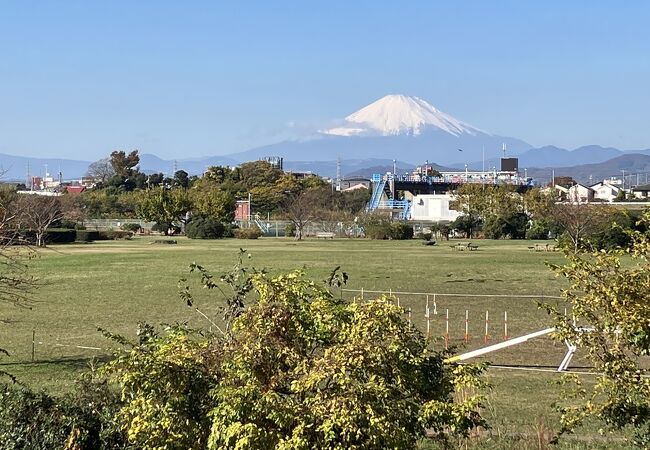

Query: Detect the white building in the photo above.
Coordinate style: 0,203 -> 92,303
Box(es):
566,184 -> 594,203
632,184 -> 650,199
410,194 -> 461,222
590,181 -> 622,202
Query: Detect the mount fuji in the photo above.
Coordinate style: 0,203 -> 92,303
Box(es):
227,95 -> 532,166
322,94 -> 485,138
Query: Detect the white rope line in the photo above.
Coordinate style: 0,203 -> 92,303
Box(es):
482,365 -> 650,378
341,288 -> 563,300
53,334 -> 101,341
36,341 -> 104,351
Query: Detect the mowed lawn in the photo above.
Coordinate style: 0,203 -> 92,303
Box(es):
0,236 -> 627,447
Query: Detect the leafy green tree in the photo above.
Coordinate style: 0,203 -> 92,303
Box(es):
451,214 -> 482,239
552,203 -> 612,252
614,189 -> 627,202
110,150 -> 140,177
238,161 -> 283,190
451,184 -> 526,239
204,165 -> 233,184
190,186 -> 236,223
173,170 -> 190,189
136,187 -> 191,232
483,211 -> 529,239
146,172 -> 165,187
546,209 -> 650,447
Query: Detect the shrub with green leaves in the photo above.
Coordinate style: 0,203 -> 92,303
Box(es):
388,221 -> 414,239
233,227 -> 262,239
206,270 -> 486,449
120,222 -> 142,233
102,326 -> 215,450
185,217 -> 225,239
0,376 -> 125,450
284,222 -> 296,237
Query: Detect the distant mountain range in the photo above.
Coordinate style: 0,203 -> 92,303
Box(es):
2,94 -> 648,185
525,153 -> 650,186
458,145 -> 650,171
1,153 -> 239,183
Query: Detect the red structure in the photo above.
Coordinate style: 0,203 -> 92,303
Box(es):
65,185 -> 87,194
235,200 -> 250,221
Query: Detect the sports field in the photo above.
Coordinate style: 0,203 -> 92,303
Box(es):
0,237 -> 628,448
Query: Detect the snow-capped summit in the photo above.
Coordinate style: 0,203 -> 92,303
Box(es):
323,94 -> 485,137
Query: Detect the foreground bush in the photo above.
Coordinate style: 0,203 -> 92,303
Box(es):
0,376 -> 125,449
185,217 -> 225,239
0,263 -> 486,449
97,264 -> 487,449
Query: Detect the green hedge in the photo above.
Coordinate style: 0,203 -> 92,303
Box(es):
234,228 -> 262,239
98,230 -> 132,240
75,230 -> 133,242
18,228 -> 77,244
44,228 -> 77,243
363,219 -> 413,240
75,230 -> 98,242
120,223 -> 142,233
186,217 -> 225,239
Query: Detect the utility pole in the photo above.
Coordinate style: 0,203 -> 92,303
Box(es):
391,159 -> 396,200
336,156 -> 341,192
621,169 -> 626,191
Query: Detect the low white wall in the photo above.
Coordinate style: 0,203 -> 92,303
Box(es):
410,194 -> 461,222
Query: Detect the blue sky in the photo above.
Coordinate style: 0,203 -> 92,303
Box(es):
1,1 -> 649,160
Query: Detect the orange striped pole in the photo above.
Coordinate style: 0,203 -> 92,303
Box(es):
445,309 -> 449,349
464,310 -> 469,343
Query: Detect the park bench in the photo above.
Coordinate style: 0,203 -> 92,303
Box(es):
468,244 -> 479,251
315,232 -> 335,239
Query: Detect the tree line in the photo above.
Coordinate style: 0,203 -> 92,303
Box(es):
448,183 -> 646,251
81,150 -> 371,238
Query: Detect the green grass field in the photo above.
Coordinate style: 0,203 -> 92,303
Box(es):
0,236 -> 632,448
